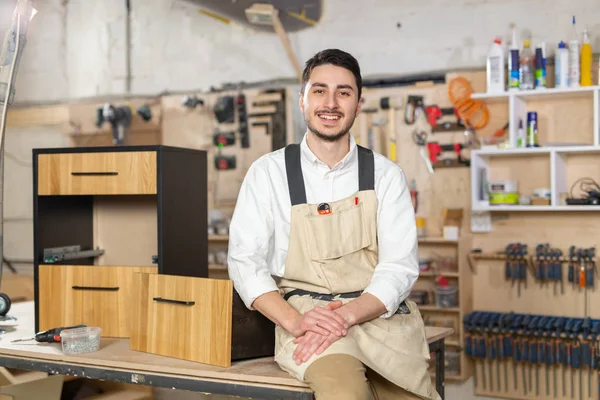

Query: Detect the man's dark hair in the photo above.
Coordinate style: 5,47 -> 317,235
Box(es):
300,49 -> 362,99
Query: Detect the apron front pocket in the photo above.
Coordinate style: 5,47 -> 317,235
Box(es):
304,203 -> 371,261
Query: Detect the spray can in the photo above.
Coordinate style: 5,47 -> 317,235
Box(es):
526,112 -> 539,147
555,41 -> 569,88
535,46 -> 546,89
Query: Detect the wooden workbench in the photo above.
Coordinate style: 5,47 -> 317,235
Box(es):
0,302 -> 453,399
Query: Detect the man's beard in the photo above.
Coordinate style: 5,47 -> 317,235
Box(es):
305,110 -> 356,143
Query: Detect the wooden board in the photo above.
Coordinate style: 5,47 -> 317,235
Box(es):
93,196 -> 158,267
36,151 -> 157,196
130,273 -> 234,368
38,265 -> 158,337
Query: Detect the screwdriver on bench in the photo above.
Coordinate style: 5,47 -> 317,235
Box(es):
12,324 -> 86,343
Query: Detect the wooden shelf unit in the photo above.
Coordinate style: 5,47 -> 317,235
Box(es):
415,235 -> 473,381
470,85 -> 600,212
32,145 -> 208,335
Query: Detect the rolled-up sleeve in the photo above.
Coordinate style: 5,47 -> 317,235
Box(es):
227,161 -> 280,309
363,165 -> 419,318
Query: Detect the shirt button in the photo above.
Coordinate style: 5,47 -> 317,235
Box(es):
324,175 -> 329,180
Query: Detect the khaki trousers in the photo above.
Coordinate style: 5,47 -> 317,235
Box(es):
304,354 -> 425,400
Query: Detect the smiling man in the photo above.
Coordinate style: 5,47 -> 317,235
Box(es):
227,49 -> 440,400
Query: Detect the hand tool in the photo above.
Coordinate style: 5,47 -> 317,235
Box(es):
476,312 -> 489,390
482,312 -> 500,392
519,244 -> 528,295
519,315 -> 531,394
379,96 -> 403,162
585,247 -> 596,290
578,248 -> 586,289
581,317 -> 591,398
536,316 -> 549,397
505,243 -> 513,282
569,318 -> 583,399
463,313 -> 477,388
11,324 -> 86,343
527,316 -> 540,395
512,314 -> 523,392
569,245 -> 576,287
543,317 -> 557,398
412,130 -> 434,174
555,248 -> 564,295
424,105 -> 461,131
499,312 -> 513,392
589,321 -> 600,399
404,95 -> 424,125
535,244 -> 546,284
426,142 -> 470,168
554,317 -> 568,397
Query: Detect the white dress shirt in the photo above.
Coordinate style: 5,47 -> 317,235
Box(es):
227,133 -> 419,318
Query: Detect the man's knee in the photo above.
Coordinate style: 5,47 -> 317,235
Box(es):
304,354 -> 372,400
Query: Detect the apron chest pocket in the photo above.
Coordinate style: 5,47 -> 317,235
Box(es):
304,203 -> 371,261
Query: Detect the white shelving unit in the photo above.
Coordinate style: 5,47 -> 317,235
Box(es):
470,85 -> 600,212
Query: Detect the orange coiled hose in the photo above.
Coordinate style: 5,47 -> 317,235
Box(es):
447,77 -> 489,130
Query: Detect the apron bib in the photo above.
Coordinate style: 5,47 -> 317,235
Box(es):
273,144 -> 440,400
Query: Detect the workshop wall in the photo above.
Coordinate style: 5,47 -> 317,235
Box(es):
3,0 -> 600,104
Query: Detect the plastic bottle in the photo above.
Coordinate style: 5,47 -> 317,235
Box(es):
555,41 -> 569,88
516,119 -> 525,148
568,16 -> 580,88
580,29 -> 593,86
519,40 -> 534,90
486,38 -> 505,93
507,24 -> 520,91
535,46 -> 546,89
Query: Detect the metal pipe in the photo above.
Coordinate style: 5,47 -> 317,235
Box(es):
0,0 -> 36,285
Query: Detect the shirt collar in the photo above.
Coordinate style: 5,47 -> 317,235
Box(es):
300,132 -> 358,170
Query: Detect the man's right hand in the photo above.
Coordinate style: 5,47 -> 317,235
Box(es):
289,300 -> 348,338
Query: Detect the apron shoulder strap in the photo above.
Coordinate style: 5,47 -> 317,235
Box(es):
357,145 -> 375,191
284,144 -> 307,206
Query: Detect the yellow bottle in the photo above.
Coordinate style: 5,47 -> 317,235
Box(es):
580,29 -> 593,86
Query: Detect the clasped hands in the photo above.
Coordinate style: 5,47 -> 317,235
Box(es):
289,300 -> 349,365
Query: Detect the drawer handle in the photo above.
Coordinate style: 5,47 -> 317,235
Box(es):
153,297 -> 195,306
71,172 -> 119,176
72,286 -> 119,291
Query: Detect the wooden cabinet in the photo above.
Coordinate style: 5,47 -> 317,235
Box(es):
33,145 -> 208,337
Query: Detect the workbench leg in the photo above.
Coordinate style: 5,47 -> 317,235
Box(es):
433,340 -> 445,399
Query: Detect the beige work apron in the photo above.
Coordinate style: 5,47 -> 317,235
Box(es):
273,144 -> 440,400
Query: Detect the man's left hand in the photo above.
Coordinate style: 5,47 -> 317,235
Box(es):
292,330 -> 341,365
291,301 -> 346,365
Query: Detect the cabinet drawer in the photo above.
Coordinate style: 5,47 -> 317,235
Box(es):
130,273 -> 233,367
38,265 -> 158,337
37,151 -> 157,195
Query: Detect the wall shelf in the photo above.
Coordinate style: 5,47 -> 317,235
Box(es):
470,85 -> 600,212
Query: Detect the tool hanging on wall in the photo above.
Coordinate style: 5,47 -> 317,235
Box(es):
95,103 -> 152,145
236,93 -> 250,148
213,96 -> 235,123
404,95 -> 424,125
425,105 -> 464,132
412,130 -> 434,174
465,311 -> 600,399
379,96 -> 403,162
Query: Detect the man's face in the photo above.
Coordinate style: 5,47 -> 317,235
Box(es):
299,64 -> 361,142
